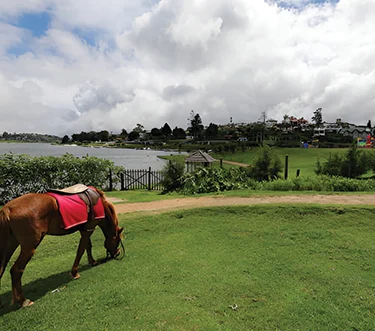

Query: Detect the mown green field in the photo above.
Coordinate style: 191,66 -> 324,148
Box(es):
215,147 -> 351,177
162,147 -> 353,178
1,204 -> 375,330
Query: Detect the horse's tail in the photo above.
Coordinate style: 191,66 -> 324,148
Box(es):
0,207 -> 10,308
0,207 -> 11,275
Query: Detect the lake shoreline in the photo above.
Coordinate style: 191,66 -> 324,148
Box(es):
0,142 -> 182,170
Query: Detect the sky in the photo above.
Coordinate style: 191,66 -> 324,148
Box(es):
0,0 -> 374,136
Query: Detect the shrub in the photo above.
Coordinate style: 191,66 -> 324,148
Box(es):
315,145 -> 369,178
0,153 -> 123,204
160,160 -> 185,193
245,145 -> 282,181
180,167 -> 253,194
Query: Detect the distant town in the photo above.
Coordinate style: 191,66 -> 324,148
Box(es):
1,109 -> 374,148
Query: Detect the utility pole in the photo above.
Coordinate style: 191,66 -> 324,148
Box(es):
260,111 -> 266,144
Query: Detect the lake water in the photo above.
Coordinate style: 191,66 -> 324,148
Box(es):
0,143 -> 181,170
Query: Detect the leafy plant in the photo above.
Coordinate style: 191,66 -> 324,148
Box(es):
245,145 -> 282,181
160,160 -> 185,193
0,153 -> 124,204
315,145 -> 369,178
179,167 -> 256,194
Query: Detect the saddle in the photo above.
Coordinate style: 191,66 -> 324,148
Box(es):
48,184 -> 101,231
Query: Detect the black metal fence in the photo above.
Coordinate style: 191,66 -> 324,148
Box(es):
109,167 -> 165,191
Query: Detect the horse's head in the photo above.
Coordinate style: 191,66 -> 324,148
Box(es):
104,226 -> 124,258
96,189 -> 125,259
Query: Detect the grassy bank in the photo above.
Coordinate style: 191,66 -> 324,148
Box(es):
1,205 -> 375,330
160,147 -> 352,177
214,147 -> 351,177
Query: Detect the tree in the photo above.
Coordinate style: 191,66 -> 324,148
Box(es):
246,145 -> 282,181
367,120 -> 372,129
312,108 -> 323,127
172,127 -> 186,139
160,160 -> 185,193
61,135 -> 70,144
120,129 -> 128,138
161,123 -> 172,138
151,127 -> 162,137
205,123 -> 218,139
189,112 -> 204,139
128,131 -> 140,141
315,145 -> 368,178
133,124 -> 144,133
97,130 -> 109,142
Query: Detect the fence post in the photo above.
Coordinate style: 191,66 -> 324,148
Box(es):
121,172 -> 124,191
148,167 -> 151,191
109,168 -> 113,191
296,169 -> 300,177
220,159 -> 223,168
284,155 -> 289,180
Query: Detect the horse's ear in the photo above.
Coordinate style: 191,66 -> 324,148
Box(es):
118,227 -> 124,240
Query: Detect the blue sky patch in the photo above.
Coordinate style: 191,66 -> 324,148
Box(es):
274,0 -> 340,9
17,11 -> 51,37
73,28 -> 98,47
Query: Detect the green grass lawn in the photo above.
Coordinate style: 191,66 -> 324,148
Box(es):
213,147 -> 351,177
1,205 -> 375,330
105,189 -> 187,203
160,147 -> 353,178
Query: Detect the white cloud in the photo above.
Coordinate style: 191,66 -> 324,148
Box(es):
0,0 -> 375,136
0,23 -> 30,54
0,0 -> 50,18
73,81 -> 135,113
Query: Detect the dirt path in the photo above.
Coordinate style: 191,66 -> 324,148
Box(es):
108,194 -> 375,215
220,160 -> 249,167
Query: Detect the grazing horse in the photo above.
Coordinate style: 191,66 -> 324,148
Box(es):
0,186 -> 124,308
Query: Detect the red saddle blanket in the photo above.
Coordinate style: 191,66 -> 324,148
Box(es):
47,192 -> 105,229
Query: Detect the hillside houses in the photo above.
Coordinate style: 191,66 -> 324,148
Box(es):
313,123 -> 374,139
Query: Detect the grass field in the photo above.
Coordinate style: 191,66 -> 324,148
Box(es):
161,147 -> 352,178
1,204 -> 375,330
214,147 -> 351,177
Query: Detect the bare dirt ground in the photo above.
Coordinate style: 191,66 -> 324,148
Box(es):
108,194 -> 375,215
220,160 -> 249,167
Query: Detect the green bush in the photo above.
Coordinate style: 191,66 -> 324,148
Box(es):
315,145 -> 369,178
160,160 -> 185,193
245,145 -> 282,181
258,176 -> 375,192
163,162 -> 375,194
0,153 -> 124,204
180,167 -> 254,194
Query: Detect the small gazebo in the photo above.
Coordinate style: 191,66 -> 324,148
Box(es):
185,150 -> 216,172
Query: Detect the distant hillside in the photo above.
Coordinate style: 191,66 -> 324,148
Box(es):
0,132 -> 62,143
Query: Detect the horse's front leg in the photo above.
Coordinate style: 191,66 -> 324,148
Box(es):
86,237 -> 98,266
71,231 -> 92,279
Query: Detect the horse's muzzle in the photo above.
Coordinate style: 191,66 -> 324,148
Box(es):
114,248 -> 121,258
106,240 -> 125,260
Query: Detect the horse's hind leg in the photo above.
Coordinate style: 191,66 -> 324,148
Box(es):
0,234 -> 19,308
10,245 -> 38,307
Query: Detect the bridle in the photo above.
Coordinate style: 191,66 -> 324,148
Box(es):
106,238 -> 125,260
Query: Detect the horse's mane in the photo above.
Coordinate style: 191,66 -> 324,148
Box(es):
96,188 -> 106,198
96,188 -> 120,229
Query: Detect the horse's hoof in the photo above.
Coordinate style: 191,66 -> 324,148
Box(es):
21,299 -> 34,308
71,273 -> 80,280
90,260 -> 98,266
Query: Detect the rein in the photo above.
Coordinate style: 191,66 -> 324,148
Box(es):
106,239 -> 125,260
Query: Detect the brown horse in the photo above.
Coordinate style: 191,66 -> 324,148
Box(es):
0,187 -> 124,308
